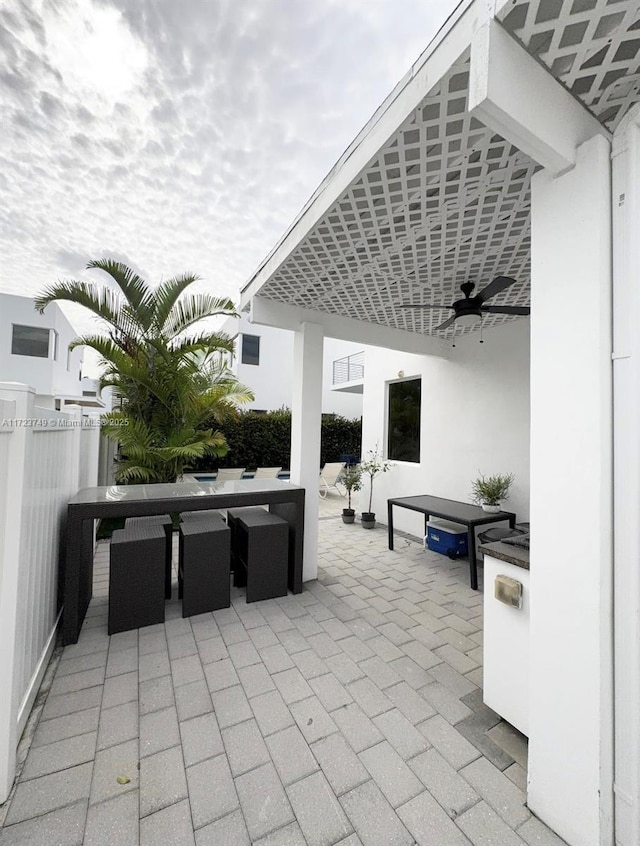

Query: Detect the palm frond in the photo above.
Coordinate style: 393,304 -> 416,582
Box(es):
162,294 -> 237,340
169,331 -> 235,358
153,273 -> 201,330
87,259 -> 153,322
34,280 -> 122,326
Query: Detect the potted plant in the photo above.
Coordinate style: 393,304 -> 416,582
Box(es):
341,464 -> 362,524
471,472 -> 514,512
360,445 -> 393,528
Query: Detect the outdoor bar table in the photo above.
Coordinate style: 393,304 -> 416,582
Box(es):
62,479 -> 305,645
387,494 -> 516,591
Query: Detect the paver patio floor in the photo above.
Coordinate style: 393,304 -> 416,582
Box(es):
0,497 -> 565,845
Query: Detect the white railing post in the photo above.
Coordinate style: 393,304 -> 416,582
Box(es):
65,405 -> 83,493
84,413 -> 101,489
0,383 -> 33,803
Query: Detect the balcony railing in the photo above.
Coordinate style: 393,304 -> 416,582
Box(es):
332,351 -> 364,385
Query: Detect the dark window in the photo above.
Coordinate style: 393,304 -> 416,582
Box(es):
388,378 -> 421,463
82,390 -> 97,397
11,325 -> 51,358
241,334 -> 260,365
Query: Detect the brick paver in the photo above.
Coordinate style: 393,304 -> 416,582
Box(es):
0,494 -> 563,845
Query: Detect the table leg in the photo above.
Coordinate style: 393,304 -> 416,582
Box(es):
270,496 -> 304,594
387,502 -> 394,550
62,513 -> 91,645
467,526 -> 478,591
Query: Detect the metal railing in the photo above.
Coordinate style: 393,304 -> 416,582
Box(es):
332,351 -> 365,385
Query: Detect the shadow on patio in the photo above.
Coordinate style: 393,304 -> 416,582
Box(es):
0,501 -> 563,846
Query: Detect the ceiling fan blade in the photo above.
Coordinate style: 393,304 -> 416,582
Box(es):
477,275 -> 517,303
400,303 -> 450,309
435,315 -> 456,331
481,305 -> 530,315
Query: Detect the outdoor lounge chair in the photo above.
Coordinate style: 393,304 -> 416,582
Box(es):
254,466 -> 283,478
319,462 -> 346,498
216,468 -> 245,481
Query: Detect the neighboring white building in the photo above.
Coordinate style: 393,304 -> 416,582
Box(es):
0,294 -> 110,411
224,314 -> 364,418
239,3 -> 640,846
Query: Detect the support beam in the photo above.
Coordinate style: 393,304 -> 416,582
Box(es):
528,134 -> 613,846
611,103 -> 640,846
469,18 -> 608,175
248,297 -> 449,358
290,323 -> 324,582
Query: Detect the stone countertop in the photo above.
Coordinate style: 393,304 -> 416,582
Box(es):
481,540 -> 530,570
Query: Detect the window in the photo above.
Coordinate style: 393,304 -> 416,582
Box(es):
388,378 -> 421,463
11,325 -> 51,358
241,334 -> 260,365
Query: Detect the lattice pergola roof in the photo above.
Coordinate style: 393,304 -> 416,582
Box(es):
243,0 -> 639,341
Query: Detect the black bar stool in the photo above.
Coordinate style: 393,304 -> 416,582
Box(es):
228,508 -> 288,603
109,525 -> 166,634
125,515 -> 173,598
178,514 -> 231,617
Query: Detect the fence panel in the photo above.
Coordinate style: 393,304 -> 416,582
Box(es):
14,405 -> 80,734
0,384 -> 99,802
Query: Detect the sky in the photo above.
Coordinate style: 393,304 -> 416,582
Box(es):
1,0 -> 460,373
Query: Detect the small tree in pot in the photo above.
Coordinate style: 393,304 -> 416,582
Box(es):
341,464 -> 362,524
360,445 -> 392,528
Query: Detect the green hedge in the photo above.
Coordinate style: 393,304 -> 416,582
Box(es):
191,408 -> 361,472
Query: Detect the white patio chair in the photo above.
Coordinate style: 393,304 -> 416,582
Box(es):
319,462 -> 346,498
254,466 -> 283,479
216,468 -> 245,481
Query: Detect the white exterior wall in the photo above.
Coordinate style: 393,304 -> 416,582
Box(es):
0,295 -> 84,403
528,135 -> 613,846
227,316 -> 364,418
361,319 -> 530,532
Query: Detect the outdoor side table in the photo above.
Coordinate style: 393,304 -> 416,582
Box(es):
109,525 -> 166,635
178,515 -> 231,617
230,508 -> 288,603
125,515 -> 173,598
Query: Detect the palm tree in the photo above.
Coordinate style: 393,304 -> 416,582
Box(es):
35,258 -> 253,483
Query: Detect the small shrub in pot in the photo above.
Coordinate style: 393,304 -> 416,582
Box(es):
470,472 -> 514,512
360,445 -> 393,528
341,464 -> 362,524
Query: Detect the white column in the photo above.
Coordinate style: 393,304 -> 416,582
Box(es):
528,134 -> 613,846
290,322 -> 323,582
611,104 -> 640,846
0,383 -> 32,803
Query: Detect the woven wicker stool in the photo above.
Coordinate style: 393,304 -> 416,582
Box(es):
178,514 -> 231,617
125,515 -> 173,598
109,525 -> 166,635
228,508 -> 288,603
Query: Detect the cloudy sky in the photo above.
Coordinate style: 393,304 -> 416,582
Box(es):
1,0 -> 459,371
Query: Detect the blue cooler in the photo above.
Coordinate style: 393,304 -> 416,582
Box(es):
425,519 -> 468,558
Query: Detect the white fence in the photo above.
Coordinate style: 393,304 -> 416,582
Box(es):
0,382 -> 100,802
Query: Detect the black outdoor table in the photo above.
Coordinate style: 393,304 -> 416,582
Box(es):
62,479 -> 305,645
387,495 -> 516,590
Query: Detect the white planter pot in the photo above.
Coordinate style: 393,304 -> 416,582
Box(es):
482,504 -> 501,513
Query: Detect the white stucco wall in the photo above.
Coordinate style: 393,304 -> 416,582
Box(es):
0,295 -> 84,402
226,316 -> 364,418
361,319 -> 530,532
